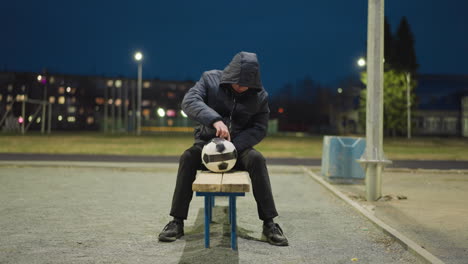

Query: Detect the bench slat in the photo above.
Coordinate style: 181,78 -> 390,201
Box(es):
221,171 -> 250,192
192,172 -> 222,192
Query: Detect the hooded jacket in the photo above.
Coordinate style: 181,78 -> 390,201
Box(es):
182,51 -> 269,152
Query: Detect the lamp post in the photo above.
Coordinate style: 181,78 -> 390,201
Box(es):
134,51 -> 143,135
357,0 -> 392,201
406,72 -> 411,139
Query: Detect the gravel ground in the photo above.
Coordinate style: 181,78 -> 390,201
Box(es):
0,163 -> 423,264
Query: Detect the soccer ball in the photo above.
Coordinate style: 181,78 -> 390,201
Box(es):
202,138 -> 237,172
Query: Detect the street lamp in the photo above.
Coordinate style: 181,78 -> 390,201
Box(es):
406,72 -> 411,139
357,57 -> 366,67
134,51 -> 143,135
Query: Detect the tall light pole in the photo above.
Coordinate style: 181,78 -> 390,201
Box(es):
357,0 -> 391,201
134,51 -> 143,135
406,72 -> 411,139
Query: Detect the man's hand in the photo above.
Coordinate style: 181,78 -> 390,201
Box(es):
213,120 -> 231,141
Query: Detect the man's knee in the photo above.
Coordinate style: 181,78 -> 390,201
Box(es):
179,147 -> 201,164
246,149 -> 266,167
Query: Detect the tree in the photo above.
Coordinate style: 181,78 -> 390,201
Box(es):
384,17 -> 396,70
359,70 -> 416,136
394,16 -> 418,74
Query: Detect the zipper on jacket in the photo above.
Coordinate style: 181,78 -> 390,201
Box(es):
229,97 -> 237,133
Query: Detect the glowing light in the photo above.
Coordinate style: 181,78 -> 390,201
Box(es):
67,116 -> 76,122
357,58 -> 366,67
337,88 -> 343,94
180,110 -> 188,118
18,116 -> 24,124
166,109 -> 176,117
278,107 -> 284,114
115,80 -> 122,88
58,115 -> 63,121
66,87 -> 71,93
36,117 -> 41,123
134,51 -> 143,61
28,116 -> 33,122
157,108 -> 165,117
58,96 -> 65,104
107,80 -> 114,87
37,75 -> 42,81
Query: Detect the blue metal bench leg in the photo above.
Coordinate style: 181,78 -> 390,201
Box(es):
204,195 -> 210,248
229,195 -> 237,250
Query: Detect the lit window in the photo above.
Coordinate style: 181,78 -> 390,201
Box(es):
16,94 -> 26,102
95,97 -> 105,105
28,116 -> 33,122
115,99 -> 122,106
36,117 -> 41,123
68,106 -> 76,113
71,88 -> 76,94
143,81 -> 151,88
7,95 -> 12,102
115,80 -> 122,88
67,116 -> 76,122
58,87 -> 65,94
49,76 -> 55,84
166,109 -> 176,117
142,109 -> 150,117
66,87 -> 71,93
49,96 -> 55,104
58,96 -> 65,104
107,80 -> 114,87
87,116 -> 94,124
58,115 -> 63,121
7,84 -> 13,92
142,100 -> 151,107
108,99 -> 113,105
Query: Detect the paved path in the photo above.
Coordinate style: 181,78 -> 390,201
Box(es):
0,162 -> 422,264
1,153 -> 468,169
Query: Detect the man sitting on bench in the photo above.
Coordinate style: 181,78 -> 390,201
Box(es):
158,51 -> 288,246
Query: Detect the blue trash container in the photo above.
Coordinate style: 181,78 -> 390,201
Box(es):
321,136 -> 366,183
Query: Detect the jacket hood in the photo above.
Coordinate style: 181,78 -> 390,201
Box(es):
220,51 -> 263,90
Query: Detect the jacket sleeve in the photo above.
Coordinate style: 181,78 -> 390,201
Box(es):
182,72 -> 222,127
231,94 -> 270,152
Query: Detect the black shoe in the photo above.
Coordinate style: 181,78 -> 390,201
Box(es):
262,223 -> 289,246
158,220 -> 184,242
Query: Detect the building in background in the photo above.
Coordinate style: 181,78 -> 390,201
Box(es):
413,74 -> 468,137
0,71 -> 195,132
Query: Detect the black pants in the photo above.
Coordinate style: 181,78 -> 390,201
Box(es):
169,144 -> 279,221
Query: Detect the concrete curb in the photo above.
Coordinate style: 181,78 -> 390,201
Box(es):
301,166 -> 445,264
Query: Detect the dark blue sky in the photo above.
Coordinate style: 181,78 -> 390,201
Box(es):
2,0 -> 467,95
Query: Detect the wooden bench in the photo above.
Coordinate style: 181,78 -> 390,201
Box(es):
192,170 -> 250,250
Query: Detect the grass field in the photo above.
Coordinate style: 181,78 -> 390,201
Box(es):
1,132 -> 467,160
